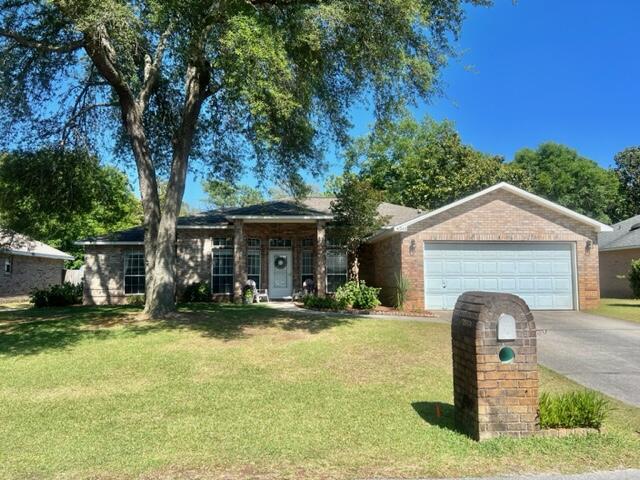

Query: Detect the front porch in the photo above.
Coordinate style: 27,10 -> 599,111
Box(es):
211,220 -> 347,301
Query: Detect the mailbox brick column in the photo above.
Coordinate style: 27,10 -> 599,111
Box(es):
233,220 -> 246,302
315,220 -> 326,297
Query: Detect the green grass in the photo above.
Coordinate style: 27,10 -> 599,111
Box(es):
587,298 -> 640,323
0,304 -> 639,479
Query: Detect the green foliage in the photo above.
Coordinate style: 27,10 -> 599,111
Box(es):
539,391 -> 610,429
0,0 -> 483,191
513,143 -> 626,223
127,295 -> 146,306
347,115 -> 530,211
30,282 -> 83,308
182,282 -> 212,302
629,259 -> 640,299
394,273 -> 411,310
302,294 -> 344,311
203,179 -> 265,209
330,173 -> 386,276
335,280 -> 381,310
614,146 -> 640,216
0,148 -> 142,266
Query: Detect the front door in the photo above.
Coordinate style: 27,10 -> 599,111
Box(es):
269,250 -> 293,299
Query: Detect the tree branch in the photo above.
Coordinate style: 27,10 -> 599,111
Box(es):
0,28 -> 83,52
139,23 -> 173,110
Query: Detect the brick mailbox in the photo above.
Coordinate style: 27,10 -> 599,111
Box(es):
451,291 -> 539,441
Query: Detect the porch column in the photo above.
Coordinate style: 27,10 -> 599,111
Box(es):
233,220 -> 246,302
316,220 -> 326,297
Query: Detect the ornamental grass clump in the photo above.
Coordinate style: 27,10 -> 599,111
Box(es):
539,391 -> 610,429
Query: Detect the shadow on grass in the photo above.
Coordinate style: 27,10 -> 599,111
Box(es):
412,401 -> 465,435
0,303 -> 351,356
607,303 -> 640,308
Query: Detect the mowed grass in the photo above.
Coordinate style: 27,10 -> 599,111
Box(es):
587,298 -> 640,324
0,305 -> 639,479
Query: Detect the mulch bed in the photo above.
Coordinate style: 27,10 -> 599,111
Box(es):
295,302 -> 436,318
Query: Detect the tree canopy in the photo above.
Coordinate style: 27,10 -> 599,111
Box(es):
614,146 -> 640,217
513,143 -> 626,224
0,148 -> 141,266
330,174 -> 386,281
0,0 -> 489,315
203,179 -> 264,209
346,115 -> 529,211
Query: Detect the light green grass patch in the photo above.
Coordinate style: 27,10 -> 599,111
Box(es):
0,304 -> 638,479
587,298 -> 640,323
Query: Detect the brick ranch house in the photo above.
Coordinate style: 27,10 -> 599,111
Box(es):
0,230 -> 74,298
77,182 -> 612,310
598,214 -> 640,298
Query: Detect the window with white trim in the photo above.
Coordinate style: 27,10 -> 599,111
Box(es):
301,249 -> 314,284
4,257 -> 12,275
247,238 -> 261,288
326,247 -> 347,293
212,237 -> 234,294
124,252 -> 145,294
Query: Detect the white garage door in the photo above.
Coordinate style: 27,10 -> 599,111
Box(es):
424,242 -> 575,310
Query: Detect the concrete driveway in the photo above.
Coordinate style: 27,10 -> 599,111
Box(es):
534,311 -> 640,407
431,310 -> 640,406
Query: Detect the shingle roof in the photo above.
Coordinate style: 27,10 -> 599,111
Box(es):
77,197 -> 424,244
599,214 -> 640,251
0,230 -> 74,260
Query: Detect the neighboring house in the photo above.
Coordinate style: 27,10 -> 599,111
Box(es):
598,214 -> 640,298
0,230 -> 74,297
77,182 -> 611,311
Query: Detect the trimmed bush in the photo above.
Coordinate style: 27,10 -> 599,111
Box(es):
629,259 -> 640,299
30,282 -> 83,308
539,391 -> 610,429
127,294 -> 145,306
335,280 -> 381,310
182,282 -> 211,302
303,295 -> 342,310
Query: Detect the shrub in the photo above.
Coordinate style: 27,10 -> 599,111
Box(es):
182,282 -> 211,302
242,286 -> 255,304
538,391 -> 610,429
335,280 -> 381,310
394,273 -> 411,310
127,294 -> 145,306
303,294 -> 342,310
30,282 -> 83,308
629,259 -> 640,299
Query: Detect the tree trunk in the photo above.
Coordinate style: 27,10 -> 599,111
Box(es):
145,59 -> 210,318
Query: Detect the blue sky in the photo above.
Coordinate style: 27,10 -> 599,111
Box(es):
181,0 -> 640,210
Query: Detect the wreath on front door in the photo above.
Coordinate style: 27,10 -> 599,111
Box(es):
274,256 -> 287,269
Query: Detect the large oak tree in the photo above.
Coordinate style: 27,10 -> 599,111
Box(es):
0,0 -> 487,317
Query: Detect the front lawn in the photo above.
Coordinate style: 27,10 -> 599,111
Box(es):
0,304 -> 639,479
587,298 -> 640,324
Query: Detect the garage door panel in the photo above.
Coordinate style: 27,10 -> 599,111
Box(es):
424,242 -> 575,310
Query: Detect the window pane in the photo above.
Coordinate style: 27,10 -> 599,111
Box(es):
247,238 -> 261,248
327,274 -> 347,293
213,237 -> 233,248
212,275 -> 233,294
326,250 -> 347,275
269,238 -> 291,248
124,253 -> 145,294
213,251 -> 233,275
301,250 -> 314,275
301,238 -> 314,247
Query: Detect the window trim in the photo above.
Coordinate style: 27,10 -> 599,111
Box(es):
123,252 -> 146,296
269,238 -> 292,248
301,248 -> 314,284
4,257 -> 12,275
325,248 -> 348,294
211,241 -> 234,295
247,239 -> 261,289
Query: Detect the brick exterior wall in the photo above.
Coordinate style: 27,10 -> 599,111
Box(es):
599,248 -> 640,298
360,235 -> 402,307
367,189 -> 600,310
83,223 -> 325,305
0,254 -> 64,297
452,292 -> 539,440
